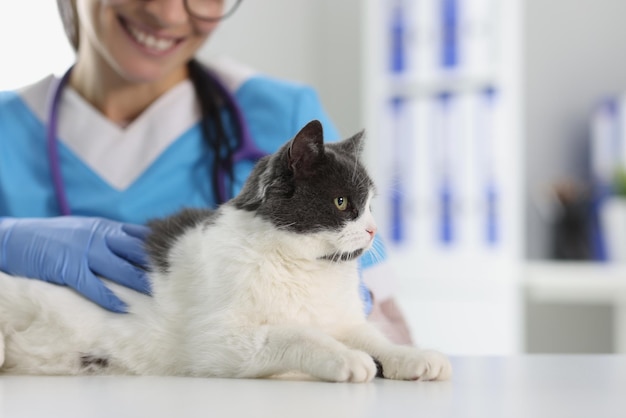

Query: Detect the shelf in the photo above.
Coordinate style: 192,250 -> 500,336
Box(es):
385,76 -> 500,98
524,261 -> 626,304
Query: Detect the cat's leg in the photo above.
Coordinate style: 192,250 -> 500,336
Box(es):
335,324 -> 452,381
235,325 -> 378,383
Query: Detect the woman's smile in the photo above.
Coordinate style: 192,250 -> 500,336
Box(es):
117,14 -> 184,56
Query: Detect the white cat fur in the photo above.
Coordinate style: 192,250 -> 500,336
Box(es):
0,195 -> 451,382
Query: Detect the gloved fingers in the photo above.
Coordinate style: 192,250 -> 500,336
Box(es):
72,271 -> 128,313
107,234 -> 150,269
121,223 -> 151,240
110,263 -> 152,295
90,251 -> 152,295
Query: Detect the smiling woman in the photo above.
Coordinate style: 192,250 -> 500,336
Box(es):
0,2 -> 74,90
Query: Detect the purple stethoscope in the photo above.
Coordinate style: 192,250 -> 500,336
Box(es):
47,66 -> 266,215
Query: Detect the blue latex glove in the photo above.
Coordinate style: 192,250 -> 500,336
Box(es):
0,216 -> 151,313
359,280 -> 373,316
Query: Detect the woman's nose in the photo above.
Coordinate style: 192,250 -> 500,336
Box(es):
142,0 -> 190,26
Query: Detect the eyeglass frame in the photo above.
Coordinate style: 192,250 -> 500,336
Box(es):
183,0 -> 243,22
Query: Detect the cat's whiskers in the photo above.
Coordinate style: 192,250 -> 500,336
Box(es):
328,250 -> 341,263
366,243 -> 385,264
274,222 -> 298,232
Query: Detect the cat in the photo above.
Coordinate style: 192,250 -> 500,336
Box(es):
0,120 -> 451,382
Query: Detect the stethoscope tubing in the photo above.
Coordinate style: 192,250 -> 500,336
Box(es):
47,68 -> 73,216
47,65 -> 265,215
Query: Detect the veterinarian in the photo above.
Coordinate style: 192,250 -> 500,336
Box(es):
0,0 -> 412,344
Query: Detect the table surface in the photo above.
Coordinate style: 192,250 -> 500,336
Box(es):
2,355 -> 626,418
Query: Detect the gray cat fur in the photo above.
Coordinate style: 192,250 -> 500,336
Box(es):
145,120 -> 373,273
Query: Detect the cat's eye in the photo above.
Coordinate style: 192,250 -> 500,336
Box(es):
334,197 -> 348,211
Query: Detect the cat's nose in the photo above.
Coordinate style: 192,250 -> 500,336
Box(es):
366,225 -> 377,239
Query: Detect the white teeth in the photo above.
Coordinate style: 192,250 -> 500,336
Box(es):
127,23 -> 176,52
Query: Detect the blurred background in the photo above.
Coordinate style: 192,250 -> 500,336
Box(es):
3,0 -> 626,355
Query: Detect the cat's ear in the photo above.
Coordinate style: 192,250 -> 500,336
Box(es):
340,129 -> 366,157
287,120 -> 325,177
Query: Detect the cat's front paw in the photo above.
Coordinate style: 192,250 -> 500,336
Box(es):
379,348 -> 452,381
311,349 -> 377,383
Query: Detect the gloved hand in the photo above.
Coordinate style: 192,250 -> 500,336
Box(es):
359,280 -> 373,316
0,216 -> 151,313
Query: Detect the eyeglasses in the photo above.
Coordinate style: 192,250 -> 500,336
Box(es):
184,0 -> 243,22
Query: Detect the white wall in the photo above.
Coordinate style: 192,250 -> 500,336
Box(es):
201,0 -> 321,85
0,2 -> 74,90
200,0 -> 363,137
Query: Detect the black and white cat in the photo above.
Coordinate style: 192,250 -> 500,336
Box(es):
0,120 -> 451,382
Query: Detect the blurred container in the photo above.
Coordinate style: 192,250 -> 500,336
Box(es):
600,197 -> 626,262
